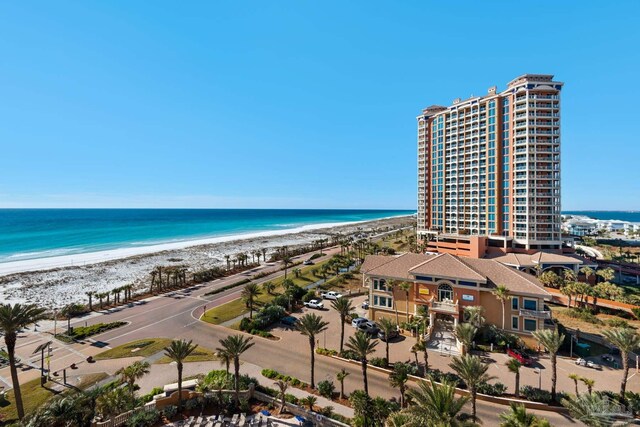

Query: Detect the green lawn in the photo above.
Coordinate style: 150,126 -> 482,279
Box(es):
0,373 -> 107,423
95,338 -> 173,360
202,258 -> 334,325
154,346 -> 218,364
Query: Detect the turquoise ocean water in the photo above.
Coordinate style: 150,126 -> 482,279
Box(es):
563,211 -> 640,222
0,209 -> 414,263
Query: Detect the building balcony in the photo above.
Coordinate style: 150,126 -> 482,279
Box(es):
519,309 -> 551,319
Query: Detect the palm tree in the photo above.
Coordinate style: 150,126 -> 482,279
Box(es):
217,334 -> 255,404
274,380 -> 288,414
224,254 -> 231,270
296,313 -> 329,389
336,369 -> 349,400
568,373 -> 580,396
346,331 -> 378,395
596,267 -> 615,284
386,278 -> 400,324
580,266 -> 594,283
602,327 -> 640,400
532,329 -> 565,402
463,306 -> 485,328
85,291 -> 94,311
117,361 -> 150,398
413,339 -> 429,375
261,248 -> 268,263
282,253 -> 293,278
499,403 -> 540,427
507,358 -> 522,398
399,282 -> 412,321
331,297 -> 354,354
449,354 -> 495,420
404,379 -> 470,426
378,317 -> 397,365
163,339 -> 198,412
241,282 -> 262,319
492,285 -> 510,330
561,393 -> 632,426
300,395 -> 317,412
216,349 -> 231,375
389,362 -> 413,407
262,281 -> 276,295
0,304 -> 47,419
579,377 -> 595,395
454,322 -> 477,356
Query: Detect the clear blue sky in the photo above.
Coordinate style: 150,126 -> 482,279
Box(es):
1,1 -> 638,210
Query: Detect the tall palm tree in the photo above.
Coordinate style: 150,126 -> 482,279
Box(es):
378,317 -> 397,365
224,254 -> 231,270
561,392 -> 632,426
602,327 -> 640,400
580,266 -> 594,283
404,379 -> 470,426
386,279 -> 400,325
454,323 -> 477,356
596,267 -> 615,284
568,373 -> 580,396
492,285 -> 510,330
217,334 -> 255,404
274,380 -> 288,414
498,403 -> 539,427
117,361 -> 150,399
345,331 -> 378,395
85,291 -> 94,311
282,253 -> 293,278
413,339 -> 429,375
0,303 -> 47,419
389,362 -> 413,407
336,368 -> 349,400
216,349 -> 231,375
507,358 -> 522,398
532,329 -> 565,402
163,339 -> 198,411
331,297 -> 354,354
296,313 -> 329,389
449,354 -> 495,420
241,282 -> 262,319
399,282 -> 412,321
579,377 -> 595,395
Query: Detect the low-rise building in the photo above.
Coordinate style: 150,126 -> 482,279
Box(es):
362,252 -> 552,346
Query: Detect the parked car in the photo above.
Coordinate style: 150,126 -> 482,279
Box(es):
358,321 -> 380,336
377,328 -> 399,341
281,316 -> 297,326
351,317 -> 368,328
320,291 -> 343,300
303,259 -> 315,266
507,348 -> 532,366
304,299 -> 324,309
361,299 -> 369,310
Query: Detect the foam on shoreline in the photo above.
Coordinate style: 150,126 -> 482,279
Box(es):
0,215 -> 412,276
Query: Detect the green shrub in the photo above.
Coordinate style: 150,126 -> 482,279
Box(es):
608,318 -> 631,328
317,380 -> 335,398
126,409 -> 159,427
369,357 -> 388,368
427,369 -> 464,388
566,307 -> 602,325
632,307 -> 640,320
261,369 -> 278,379
285,393 -> 299,404
65,321 -> 127,340
340,350 -> 360,361
476,381 -> 506,396
520,385 -> 552,403
316,348 -> 338,356
302,290 -> 317,303
140,386 -> 164,403
162,405 -> 177,419
310,253 -> 322,260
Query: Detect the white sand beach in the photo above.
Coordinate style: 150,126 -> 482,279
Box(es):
0,216 -> 413,308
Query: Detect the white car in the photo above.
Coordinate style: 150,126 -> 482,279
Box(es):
304,299 -> 324,309
320,291 -> 343,300
351,317 -> 368,328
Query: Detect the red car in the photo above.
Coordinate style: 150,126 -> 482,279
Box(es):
507,348 -> 531,366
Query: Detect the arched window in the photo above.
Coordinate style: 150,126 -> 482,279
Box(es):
437,283 -> 454,302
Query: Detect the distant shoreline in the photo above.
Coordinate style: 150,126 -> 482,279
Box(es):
0,214 -> 413,276
562,211 -> 640,224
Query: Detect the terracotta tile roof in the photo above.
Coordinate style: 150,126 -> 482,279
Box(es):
365,253 -> 436,280
410,253 -> 487,282
487,251 -> 586,267
362,253 -> 550,297
460,257 -> 550,296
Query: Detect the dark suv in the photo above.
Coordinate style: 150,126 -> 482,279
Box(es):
358,321 -> 380,336
377,329 -> 399,341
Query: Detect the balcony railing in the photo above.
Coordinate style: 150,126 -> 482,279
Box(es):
519,309 -> 551,319
431,299 -> 459,313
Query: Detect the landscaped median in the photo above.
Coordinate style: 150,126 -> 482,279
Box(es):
315,350 -> 571,413
54,321 -> 128,343
94,338 -> 173,360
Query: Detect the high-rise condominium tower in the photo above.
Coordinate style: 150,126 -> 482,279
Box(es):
417,74 -> 563,257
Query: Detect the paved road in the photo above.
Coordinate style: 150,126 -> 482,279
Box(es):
5,247 -> 584,425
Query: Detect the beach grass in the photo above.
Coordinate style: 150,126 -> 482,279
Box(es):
154,346 -> 218,364
0,373 -> 107,423
94,338 -> 173,360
